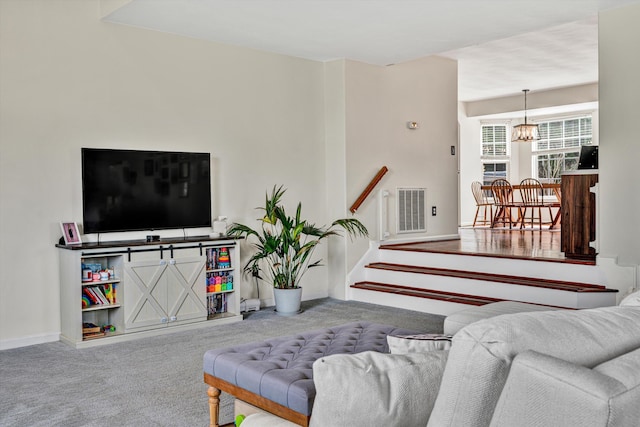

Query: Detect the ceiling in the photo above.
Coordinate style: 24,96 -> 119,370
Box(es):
104,0 -> 640,102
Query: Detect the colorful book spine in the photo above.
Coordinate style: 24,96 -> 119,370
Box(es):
207,293 -> 228,315
83,287 -> 100,305
82,285 -> 116,306
206,247 -> 232,270
92,286 -> 109,304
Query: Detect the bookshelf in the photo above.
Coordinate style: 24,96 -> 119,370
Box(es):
205,246 -> 235,319
57,237 -> 242,348
80,254 -> 123,341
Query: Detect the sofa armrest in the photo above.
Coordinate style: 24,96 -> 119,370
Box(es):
490,350 -> 639,427
309,350 -> 448,427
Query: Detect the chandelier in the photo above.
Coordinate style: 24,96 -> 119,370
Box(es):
511,89 -> 540,142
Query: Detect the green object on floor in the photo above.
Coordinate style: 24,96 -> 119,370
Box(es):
235,414 -> 245,426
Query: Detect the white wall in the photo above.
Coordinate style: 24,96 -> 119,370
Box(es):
324,59 -> 349,299
0,0 -> 329,346
458,106 -> 476,226
599,3 -> 640,269
344,56 -> 459,261
323,57 -> 460,296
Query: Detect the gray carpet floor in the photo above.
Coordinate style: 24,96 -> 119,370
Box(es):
0,298 -> 444,427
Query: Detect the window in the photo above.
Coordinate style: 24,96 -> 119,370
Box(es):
482,125 -> 508,156
534,116 -> 593,184
481,124 -> 509,185
482,162 -> 508,186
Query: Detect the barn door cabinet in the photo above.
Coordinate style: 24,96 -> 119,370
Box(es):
56,237 -> 241,348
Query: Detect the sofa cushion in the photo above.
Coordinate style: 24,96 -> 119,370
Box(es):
443,301 -> 561,335
387,333 -> 452,354
619,290 -> 640,306
593,347 -> 640,426
428,306 -> 640,427
310,350 -> 448,427
489,349 -> 640,427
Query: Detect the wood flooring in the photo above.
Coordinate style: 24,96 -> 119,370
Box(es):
381,227 -> 594,265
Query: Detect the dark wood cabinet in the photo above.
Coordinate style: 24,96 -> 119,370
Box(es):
561,172 -> 598,260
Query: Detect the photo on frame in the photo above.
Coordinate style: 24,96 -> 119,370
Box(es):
60,222 -> 82,245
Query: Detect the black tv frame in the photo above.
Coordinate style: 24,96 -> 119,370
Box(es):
81,148 -> 212,234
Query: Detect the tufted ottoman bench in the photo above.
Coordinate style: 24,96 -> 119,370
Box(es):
203,321 -> 421,427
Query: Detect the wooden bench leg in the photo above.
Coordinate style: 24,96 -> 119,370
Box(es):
208,386 -> 221,427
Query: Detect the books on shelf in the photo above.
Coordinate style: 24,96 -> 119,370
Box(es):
82,322 -> 101,334
206,247 -> 232,270
82,322 -> 105,339
207,293 -> 228,316
82,283 -> 117,308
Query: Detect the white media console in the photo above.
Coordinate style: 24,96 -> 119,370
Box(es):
56,236 -> 242,348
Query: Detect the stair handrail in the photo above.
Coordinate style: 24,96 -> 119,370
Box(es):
350,166 -> 389,214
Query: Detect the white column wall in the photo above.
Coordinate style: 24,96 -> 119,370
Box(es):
598,3 -> 640,271
324,60 -> 349,300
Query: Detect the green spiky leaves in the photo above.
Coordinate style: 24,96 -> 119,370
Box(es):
227,185 -> 368,289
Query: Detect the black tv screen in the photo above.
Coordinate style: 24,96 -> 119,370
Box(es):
82,148 -> 212,234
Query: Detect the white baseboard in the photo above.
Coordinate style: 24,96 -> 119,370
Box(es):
0,332 -> 60,351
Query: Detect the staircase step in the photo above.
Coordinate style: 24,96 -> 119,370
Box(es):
351,281 -> 503,306
379,240 -> 596,266
366,262 -> 616,294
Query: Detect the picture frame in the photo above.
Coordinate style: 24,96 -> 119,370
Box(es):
60,222 -> 82,245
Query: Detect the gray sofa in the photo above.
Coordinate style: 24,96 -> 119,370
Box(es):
242,304 -> 640,427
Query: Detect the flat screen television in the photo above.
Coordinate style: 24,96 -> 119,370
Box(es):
82,148 -> 212,234
577,145 -> 598,170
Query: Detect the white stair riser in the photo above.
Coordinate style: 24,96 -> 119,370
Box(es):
362,269 -> 615,308
349,287 -> 468,316
377,250 -> 605,285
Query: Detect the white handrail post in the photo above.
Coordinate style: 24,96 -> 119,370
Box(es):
379,189 -> 390,241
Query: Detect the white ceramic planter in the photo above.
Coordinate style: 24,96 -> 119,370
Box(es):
273,287 -> 302,316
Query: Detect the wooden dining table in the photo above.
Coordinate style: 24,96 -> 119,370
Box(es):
481,183 -> 562,229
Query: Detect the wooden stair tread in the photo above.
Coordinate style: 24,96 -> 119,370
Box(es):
351,281 -> 503,306
379,241 -> 596,266
366,262 -> 617,293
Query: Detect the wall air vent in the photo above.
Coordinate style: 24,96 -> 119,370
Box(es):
397,187 -> 426,233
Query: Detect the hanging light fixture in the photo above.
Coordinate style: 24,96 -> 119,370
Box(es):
511,89 -> 540,142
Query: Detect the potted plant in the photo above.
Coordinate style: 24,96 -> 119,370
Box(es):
228,185 -> 369,316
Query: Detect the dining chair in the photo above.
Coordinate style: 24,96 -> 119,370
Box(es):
471,181 -> 493,227
490,179 -> 519,228
519,178 -> 554,229
548,186 -> 562,229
